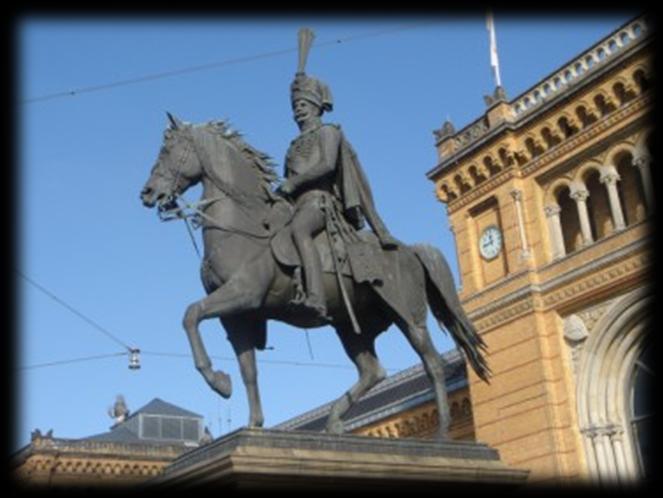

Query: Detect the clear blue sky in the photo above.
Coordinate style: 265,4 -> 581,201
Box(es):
16,13 -> 636,452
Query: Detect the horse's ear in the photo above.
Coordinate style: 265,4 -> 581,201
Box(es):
166,111 -> 183,130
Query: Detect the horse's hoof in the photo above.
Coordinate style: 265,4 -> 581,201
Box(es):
325,420 -> 344,435
212,371 -> 232,399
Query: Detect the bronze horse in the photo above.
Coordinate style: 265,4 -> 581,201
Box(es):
140,114 -> 489,437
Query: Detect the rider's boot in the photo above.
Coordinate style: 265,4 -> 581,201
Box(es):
299,240 -> 330,322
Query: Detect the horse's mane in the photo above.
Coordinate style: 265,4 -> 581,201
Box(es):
198,120 -> 279,198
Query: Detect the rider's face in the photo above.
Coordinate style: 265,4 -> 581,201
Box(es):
292,99 -> 320,126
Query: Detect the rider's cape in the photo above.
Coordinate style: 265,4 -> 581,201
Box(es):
335,127 -> 394,245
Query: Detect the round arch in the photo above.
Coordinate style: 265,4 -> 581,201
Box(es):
575,287 -> 652,483
573,160 -> 603,185
544,176 -> 573,206
604,142 -> 636,169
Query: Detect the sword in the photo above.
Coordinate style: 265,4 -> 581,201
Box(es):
322,196 -> 361,335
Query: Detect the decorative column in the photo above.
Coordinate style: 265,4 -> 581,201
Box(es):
608,426 -> 633,484
580,426 -> 600,480
466,212 -> 483,290
570,188 -> 594,246
449,223 -> 462,293
510,189 -> 530,260
600,171 -> 626,230
586,425 -> 618,485
584,426 -> 609,483
633,154 -> 655,213
601,425 -> 621,483
544,204 -> 566,260
590,424 -> 627,485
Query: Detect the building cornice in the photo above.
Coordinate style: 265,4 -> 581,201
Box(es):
12,436 -> 191,468
465,228 -> 652,328
442,91 -> 650,214
428,15 -> 651,180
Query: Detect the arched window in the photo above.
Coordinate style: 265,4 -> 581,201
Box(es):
613,82 -> 635,105
541,127 -> 561,148
616,154 -> 646,225
525,137 -> 543,158
468,165 -> 486,186
557,186 -> 581,254
454,174 -> 471,194
483,156 -> 501,176
498,147 -> 514,168
576,289 -> 652,483
576,106 -> 597,128
584,170 -> 612,239
630,342 -> 653,478
594,94 -> 616,116
633,69 -> 650,93
439,184 -> 457,202
558,116 -> 577,139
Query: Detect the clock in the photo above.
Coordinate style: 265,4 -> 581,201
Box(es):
479,225 -> 502,260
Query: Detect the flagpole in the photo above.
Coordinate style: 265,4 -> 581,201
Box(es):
486,10 -> 502,88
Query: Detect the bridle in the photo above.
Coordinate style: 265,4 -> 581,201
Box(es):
155,125 -> 271,240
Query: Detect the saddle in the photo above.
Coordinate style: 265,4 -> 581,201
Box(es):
266,197 -> 414,332
267,197 -> 386,286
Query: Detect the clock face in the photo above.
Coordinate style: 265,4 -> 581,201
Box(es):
479,225 -> 502,260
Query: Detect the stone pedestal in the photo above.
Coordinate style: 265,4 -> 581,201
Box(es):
149,428 -> 528,490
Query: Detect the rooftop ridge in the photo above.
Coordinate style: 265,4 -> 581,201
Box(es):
134,397 -> 203,419
510,15 -> 650,117
273,349 -> 465,431
433,15 -> 650,159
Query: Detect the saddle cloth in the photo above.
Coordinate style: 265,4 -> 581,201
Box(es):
270,223 -> 385,285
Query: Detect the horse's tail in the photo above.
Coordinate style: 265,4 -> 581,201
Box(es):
412,243 -> 491,383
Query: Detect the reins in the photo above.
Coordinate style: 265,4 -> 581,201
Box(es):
156,124 -> 273,249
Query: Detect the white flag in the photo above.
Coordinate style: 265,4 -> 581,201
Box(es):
486,11 -> 502,87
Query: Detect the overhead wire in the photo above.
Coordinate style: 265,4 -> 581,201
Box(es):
19,23 -> 436,374
18,349 -> 402,373
22,22 -> 438,105
16,269 -> 403,373
142,350 -> 400,373
19,352 -> 129,371
16,269 -> 134,352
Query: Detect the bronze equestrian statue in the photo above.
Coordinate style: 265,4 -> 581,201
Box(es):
277,28 -> 398,323
140,29 -> 489,438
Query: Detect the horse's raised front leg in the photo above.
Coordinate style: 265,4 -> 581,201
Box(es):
183,299 -> 232,398
224,315 -> 266,428
182,255 -> 272,399
325,326 -> 386,434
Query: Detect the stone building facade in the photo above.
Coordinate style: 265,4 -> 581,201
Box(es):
12,398 -> 210,488
427,15 -> 652,484
280,14 -> 653,487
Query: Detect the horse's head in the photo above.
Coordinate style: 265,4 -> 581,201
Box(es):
140,112 -> 202,210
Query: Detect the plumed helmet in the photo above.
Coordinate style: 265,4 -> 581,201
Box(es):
290,27 -> 333,113
290,72 -> 333,112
